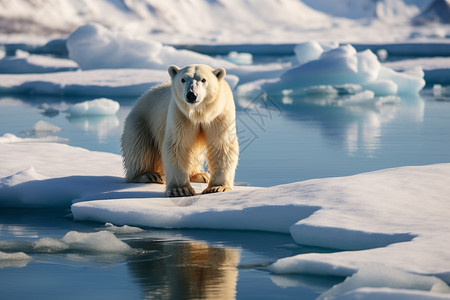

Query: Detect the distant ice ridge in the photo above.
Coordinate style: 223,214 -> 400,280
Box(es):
0,50 -> 78,74
67,23 -> 235,70
66,98 -> 120,116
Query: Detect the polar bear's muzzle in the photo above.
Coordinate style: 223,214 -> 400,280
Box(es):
186,91 -> 198,104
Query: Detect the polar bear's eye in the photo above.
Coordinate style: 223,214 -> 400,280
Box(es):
181,78 -> 186,83
201,78 -> 206,83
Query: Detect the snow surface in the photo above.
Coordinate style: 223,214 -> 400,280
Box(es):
319,265 -> 450,299
1,142 -> 450,299
0,133 -> 68,144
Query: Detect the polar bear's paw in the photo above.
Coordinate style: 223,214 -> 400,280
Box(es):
202,186 -> 232,194
189,172 -> 210,183
132,172 -> 165,184
166,186 -> 196,197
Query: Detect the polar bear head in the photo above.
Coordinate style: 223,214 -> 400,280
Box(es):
168,64 -> 226,121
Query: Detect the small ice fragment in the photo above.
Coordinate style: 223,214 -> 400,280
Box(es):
33,237 -> 69,253
0,251 -> 31,261
0,251 -> 31,268
32,120 -> 61,133
223,51 -> 252,65
61,231 -> 132,253
433,84 -> 442,97
376,49 -> 388,61
102,223 -> 144,234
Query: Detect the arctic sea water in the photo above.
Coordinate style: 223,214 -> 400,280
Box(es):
1,88 -> 450,299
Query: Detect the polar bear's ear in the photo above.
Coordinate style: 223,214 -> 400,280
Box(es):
168,65 -> 181,79
213,68 -> 226,80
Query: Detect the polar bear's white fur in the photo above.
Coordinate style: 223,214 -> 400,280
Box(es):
121,64 -> 239,197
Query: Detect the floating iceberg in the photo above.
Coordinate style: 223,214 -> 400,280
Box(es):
67,23 -> 235,70
257,43 -> 425,98
66,98 -> 120,116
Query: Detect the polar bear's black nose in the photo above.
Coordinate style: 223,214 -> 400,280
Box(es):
186,92 -> 197,103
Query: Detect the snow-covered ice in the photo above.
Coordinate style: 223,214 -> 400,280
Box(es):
319,265 -> 450,299
1,0 -> 450,298
0,69 -> 166,97
333,288 -> 450,300
0,68 -> 239,97
0,142 -> 449,299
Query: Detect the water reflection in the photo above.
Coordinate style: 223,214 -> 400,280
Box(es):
127,239 -> 240,300
237,91 -> 425,156
66,115 -> 120,140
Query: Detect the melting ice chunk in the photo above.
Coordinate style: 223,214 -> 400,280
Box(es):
61,231 -> 133,253
66,98 -> 120,116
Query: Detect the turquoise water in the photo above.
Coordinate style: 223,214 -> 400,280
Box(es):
1,89 -> 450,299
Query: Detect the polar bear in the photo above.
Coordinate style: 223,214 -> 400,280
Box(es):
121,64 -> 239,197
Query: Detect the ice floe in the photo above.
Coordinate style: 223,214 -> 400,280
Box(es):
0,142 -> 449,292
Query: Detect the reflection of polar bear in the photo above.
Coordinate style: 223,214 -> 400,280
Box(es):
121,64 -> 239,197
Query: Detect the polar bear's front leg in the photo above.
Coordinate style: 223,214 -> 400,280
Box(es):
162,122 -> 199,197
162,144 -> 196,197
203,123 -> 239,194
